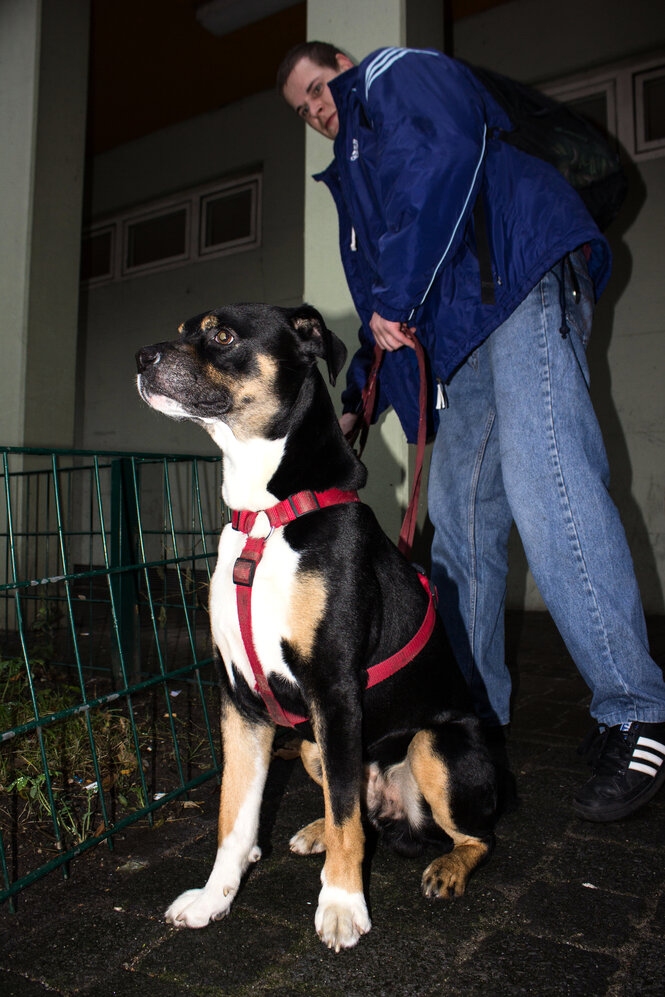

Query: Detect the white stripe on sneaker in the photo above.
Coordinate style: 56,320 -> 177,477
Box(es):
637,736 -> 665,754
629,737 -> 665,777
633,749 -> 664,768
629,760 -> 661,777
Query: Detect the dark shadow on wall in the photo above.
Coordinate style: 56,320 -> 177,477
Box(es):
584,158 -> 665,616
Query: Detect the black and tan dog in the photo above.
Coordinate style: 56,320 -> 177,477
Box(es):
135,303 -> 497,951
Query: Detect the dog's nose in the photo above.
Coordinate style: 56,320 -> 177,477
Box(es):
136,346 -> 161,373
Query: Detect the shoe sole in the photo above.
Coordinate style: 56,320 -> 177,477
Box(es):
573,765 -> 665,822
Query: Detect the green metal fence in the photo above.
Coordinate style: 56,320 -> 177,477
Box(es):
0,446 -> 226,909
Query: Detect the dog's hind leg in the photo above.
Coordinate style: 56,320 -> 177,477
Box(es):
165,699 -> 274,928
310,713 -> 371,950
290,740 -> 326,855
408,726 -> 495,900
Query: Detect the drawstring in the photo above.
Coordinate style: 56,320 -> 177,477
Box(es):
558,257 -> 570,339
557,253 -> 581,340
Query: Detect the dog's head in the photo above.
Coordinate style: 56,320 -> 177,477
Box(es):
135,303 -> 346,440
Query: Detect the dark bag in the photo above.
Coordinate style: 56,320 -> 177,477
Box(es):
467,63 -> 627,231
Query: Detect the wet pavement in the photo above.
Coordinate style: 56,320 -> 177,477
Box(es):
1,612 -> 664,996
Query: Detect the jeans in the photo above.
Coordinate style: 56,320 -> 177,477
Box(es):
428,250 -> 665,727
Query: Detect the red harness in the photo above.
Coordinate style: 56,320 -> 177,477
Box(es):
231,488 -> 437,728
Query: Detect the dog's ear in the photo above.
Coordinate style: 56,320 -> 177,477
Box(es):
288,305 -> 347,386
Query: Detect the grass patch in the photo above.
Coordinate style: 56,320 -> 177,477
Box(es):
0,652 -> 219,864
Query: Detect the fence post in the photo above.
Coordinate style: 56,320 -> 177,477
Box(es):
110,458 -> 139,685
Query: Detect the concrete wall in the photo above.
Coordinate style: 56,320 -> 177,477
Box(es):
78,89 -> 304,457
454,0 -> 665,82
0,0 -> 40,448
0,0 -> 89,448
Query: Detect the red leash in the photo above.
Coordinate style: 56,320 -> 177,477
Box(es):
345,343 -> 383,459
231,488 -> 437,728
346,335 -> 429,561
397,336 -> 428,559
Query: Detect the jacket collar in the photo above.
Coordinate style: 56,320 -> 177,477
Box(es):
328,63 -> 359,105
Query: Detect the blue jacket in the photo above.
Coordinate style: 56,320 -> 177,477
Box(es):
315,48 -> 612,443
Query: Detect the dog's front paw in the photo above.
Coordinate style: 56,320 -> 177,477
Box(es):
165,885 -> 237,928
314,884 -> 371,951
290,817 -> 326,855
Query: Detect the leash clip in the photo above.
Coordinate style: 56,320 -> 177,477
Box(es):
249,510 -> 275,541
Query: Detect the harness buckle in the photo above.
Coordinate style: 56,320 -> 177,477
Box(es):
233,556 -> 258,587
288,491 -> 320,517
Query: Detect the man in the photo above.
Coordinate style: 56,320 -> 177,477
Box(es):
278,42 -> 665,822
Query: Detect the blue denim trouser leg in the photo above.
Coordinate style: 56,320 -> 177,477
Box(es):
428,251 -> 665,727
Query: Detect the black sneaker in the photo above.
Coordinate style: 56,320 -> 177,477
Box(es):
573,721 -> 665,822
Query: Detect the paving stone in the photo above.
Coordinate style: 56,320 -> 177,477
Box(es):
618,931 -> 665,997
0,908 -> 164,992
654,890 -> 665,924
456,929 -> 621,996
0,972 -> 59,997
135,907 -> 302,992
105,854 -> 213,917
291,923 -> 480,997
483,828 -> 554,891
84,967 -> 197,996
514,880 -> 643,948
547,832 -> 665,896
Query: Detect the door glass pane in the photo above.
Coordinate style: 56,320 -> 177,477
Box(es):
643,74 -> 665,142
203,189 -> 254,249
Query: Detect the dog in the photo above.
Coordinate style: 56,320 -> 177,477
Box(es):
135,303 -> 498,951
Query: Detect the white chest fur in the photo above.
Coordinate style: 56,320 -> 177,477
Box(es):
209,523 -> 300,695
207,422 -> 286,512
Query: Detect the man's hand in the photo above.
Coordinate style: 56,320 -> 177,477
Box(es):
369,313 -> 416,351
339,412 -> 359,436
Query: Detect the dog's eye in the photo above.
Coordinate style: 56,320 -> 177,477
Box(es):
214,328 -> 234,346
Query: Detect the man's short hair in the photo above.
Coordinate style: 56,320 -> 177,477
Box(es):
276,41 -> 352,95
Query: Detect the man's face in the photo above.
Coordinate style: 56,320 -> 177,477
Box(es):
283,53 -> 353,140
